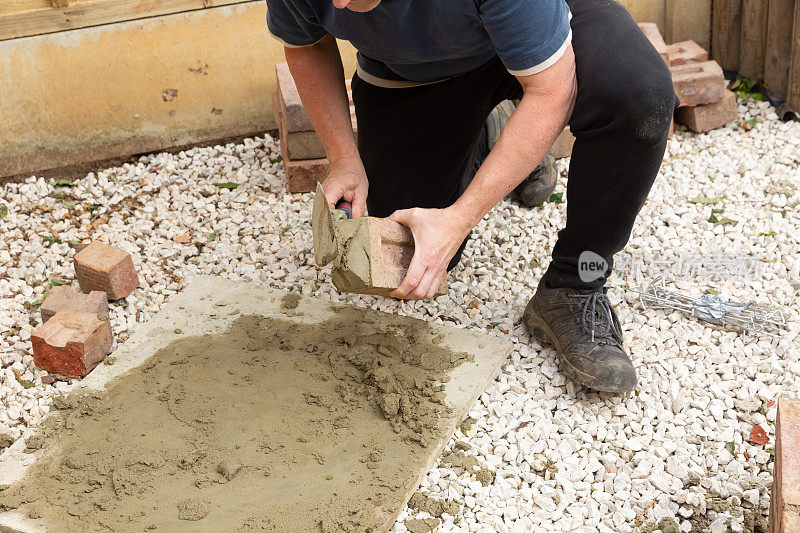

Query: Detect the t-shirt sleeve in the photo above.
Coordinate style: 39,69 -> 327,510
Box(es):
477,0 -> 572,76
266,0 -> 328,48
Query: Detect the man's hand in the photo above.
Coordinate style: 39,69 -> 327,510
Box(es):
322,157 -> 368,218
388,207 -> 471,299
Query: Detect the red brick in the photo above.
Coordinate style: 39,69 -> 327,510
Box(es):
671,61 -> 726,107
272,90 -> 330,193
275,62 -> 356,161
32,309 -> 112,377
675,90 -> 738,132
276,62 -> 315,133
666,40 -> 709,66
40,285 -> 108,323
73,241 -> 139,300
550,127 -> 575,159
363,217 -> 447,298
769,399 -> 800,533
285,158 -> 330,194
637,22 -> 671,64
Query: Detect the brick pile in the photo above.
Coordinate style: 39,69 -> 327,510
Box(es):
274,62 -> 357,193
30,241 -> 140,377
638,22 -> 738,133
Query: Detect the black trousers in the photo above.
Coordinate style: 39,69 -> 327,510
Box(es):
350,0 -> 678,289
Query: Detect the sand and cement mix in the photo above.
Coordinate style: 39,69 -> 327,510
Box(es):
0,295 -> 473,531
312,182 -> 373,292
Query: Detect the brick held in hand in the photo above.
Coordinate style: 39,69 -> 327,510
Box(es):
675,90 -> 738,132
40,285 -> 109,323
671,61 -> 726,107
32,308 -> 113,377
73,241 -> 140,300
365,217 -> 447,297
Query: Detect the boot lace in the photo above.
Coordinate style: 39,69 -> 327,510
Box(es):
569,291 -> 623,345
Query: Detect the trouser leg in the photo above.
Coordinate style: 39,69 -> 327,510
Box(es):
541,0 -> 679,289
351,58 -> 520,269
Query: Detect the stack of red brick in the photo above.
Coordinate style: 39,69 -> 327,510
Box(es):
30,242 -> 139,378
639,22 -> 738,133
273,62 -> 358,193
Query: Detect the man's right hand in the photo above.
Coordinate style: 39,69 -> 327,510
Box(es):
322,156 -> 369,218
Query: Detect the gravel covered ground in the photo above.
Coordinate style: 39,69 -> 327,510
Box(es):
1,98 -> 799,532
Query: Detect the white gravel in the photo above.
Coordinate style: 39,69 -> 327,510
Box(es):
1,97 -> 799,532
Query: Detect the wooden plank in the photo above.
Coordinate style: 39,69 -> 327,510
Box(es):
788,0 -> 800,111
712,0 -> 743,69
665,0 -> 712,50
0,1 -> 50,17
0,0 -> 251,41
50,0 -> 69,7
739,0 -> 769,80
764,0 -> 796,98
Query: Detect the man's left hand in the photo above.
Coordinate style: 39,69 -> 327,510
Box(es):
388,207 -> 471,300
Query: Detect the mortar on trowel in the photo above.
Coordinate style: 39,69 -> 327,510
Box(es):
312,183 -> 447,297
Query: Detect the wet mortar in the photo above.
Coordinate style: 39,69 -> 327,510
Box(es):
0,295 -> 473,532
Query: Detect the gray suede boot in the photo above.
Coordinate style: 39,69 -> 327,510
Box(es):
485,100 -> 558,208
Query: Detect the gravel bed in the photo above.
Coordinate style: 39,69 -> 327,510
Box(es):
1,97 -> 799,532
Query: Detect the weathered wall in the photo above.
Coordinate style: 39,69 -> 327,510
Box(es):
0,1 -> 357,179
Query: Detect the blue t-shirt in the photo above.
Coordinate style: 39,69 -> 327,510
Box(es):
266,0 -> 572,87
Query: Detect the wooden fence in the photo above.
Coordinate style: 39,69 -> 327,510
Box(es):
712,0 -> 800,110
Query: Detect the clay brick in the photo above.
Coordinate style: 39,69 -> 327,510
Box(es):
275,62 -> 355,133
362,218 -> 447,298
41,285 -> 108,323
284,158 -> 330,194
274,68 -> 357,160
769,399 -> 800,533
666,40 -> 709,66
671,60 -> 726,107
276,62 -> 315,133
32,309 -> 112,377
675,90 -> 738,132
273,90 -> 331,193
73,241 -> 139,300
637,22 -> 671,64
550,127 -> 575,159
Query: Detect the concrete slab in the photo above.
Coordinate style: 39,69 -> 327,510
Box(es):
0,276 -> 512,532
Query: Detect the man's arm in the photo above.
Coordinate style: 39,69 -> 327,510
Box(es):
284,34 -> 368,217
389,45 -> 577,299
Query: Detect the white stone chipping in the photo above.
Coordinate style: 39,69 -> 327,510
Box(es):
1,97 -> 799,532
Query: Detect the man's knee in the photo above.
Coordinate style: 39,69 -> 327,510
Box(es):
618,64 -> 677,146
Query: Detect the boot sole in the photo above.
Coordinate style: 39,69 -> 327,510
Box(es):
524,302 -> 631,394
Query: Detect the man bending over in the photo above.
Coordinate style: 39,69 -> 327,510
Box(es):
267,0 -> 677,393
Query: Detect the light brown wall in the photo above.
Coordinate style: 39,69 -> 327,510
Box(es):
0,1 -> 357,179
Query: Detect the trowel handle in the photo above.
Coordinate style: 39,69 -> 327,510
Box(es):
335,200 -> 352,220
